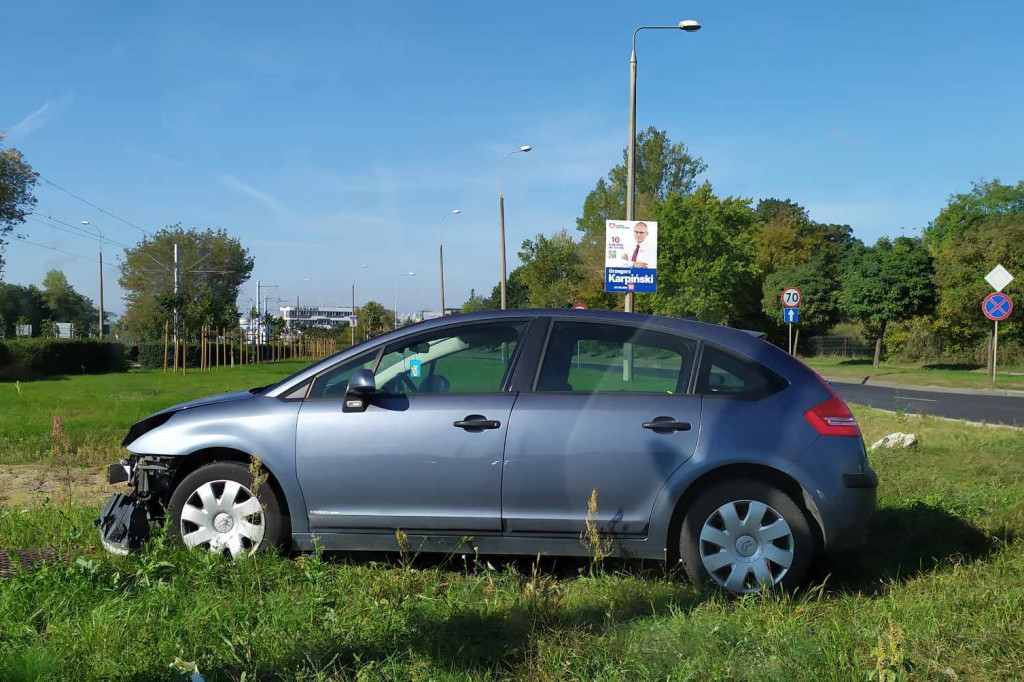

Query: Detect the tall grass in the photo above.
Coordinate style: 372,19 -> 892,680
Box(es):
0,406 -> 1022,680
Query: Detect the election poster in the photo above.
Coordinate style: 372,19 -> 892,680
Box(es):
604,220 -> 658,293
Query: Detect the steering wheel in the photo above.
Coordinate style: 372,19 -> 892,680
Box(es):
396,372 -> 419,395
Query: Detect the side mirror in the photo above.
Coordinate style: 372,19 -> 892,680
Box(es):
347,369 -> 376,394
344,369 -> 376,413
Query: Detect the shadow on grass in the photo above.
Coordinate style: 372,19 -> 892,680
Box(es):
835,359 -> 875,367
921,363 -> 983,371
817,502 -> 1004,594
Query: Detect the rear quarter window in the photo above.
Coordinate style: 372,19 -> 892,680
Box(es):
696,345 -> 787,400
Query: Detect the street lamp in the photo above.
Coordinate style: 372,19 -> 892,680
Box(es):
438,209 -> 460,317
82,220 -> 104,338
497,145 -> 532,309
395,272 -> 415,328
625,20 -> 700,313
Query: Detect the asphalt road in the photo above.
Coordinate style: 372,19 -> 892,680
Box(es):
831,381 -> 1024,427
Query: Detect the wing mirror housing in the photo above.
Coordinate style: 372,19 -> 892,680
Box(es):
343,369 -> 375,413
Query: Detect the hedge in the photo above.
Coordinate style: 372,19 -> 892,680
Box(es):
0,338 -> 128,380
137,341 -> 200,369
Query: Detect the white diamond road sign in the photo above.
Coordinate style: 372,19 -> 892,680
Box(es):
985,264 -> 1014,292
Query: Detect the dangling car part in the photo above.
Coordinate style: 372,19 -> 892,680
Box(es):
94,455 -> 176,554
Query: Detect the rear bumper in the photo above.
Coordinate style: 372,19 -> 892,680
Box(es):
789,437 -> 878,553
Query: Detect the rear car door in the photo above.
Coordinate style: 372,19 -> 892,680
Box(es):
502,320 -> 701,536
295,319 -> 529,532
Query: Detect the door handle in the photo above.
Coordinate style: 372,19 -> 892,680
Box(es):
642,417 -> 692,432
454,415 -> 501,430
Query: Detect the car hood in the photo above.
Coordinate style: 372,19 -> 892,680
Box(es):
155,389 -> 257,415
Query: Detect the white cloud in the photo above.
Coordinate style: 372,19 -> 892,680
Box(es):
215,173 -> 290,216
5,92 -> 75,140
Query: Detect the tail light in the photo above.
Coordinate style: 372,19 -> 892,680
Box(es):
804,395 -> 861,437
802,372 -> 861,437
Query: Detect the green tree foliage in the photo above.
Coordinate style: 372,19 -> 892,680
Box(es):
487,268 -> 529,310
924,179 -> 1024,250
841,237 -> 936,365
0,133 -> 38,277
516,229 -> 586,308
118,224 -> 254,338
0,283 -> 48,337
931,213 -> 1024,351
762,259 -> 843,340
460,289 -> 491,313
40,270 -> 98,335
639,184 -> 759,325
356,300 -> 393,341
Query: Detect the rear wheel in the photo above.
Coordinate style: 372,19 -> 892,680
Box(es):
678,479 -> 813,594
167,461 -> 288,559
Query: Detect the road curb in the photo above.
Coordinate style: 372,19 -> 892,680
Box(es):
822,375 -> 1024,398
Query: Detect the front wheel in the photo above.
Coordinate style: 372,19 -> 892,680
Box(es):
678,479 -> 814,594
167,461 -> 288,559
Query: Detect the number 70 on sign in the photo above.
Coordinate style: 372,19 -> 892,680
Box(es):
781,287 -> 802,308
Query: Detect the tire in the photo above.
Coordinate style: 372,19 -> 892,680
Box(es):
167,461 -> 289,558
678,478 -> 813,594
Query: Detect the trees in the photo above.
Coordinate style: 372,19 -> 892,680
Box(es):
40,270 -> 98,335
460,289 -> 491,313
841,237 -> 936,366
924,179 -> 1024,250
118,224 -> 254,338
0,283 -> 48,336
356,301 -> 393,341
0,133 -> 38,278
516,229 -> 586,309
641,184 -> 760,326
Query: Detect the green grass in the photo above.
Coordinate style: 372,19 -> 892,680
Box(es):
804,355 -> 1024,391
1,407 -> 1023,680
0,362 -> 313,465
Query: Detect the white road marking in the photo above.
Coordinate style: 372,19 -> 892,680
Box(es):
896,397 -> 937,402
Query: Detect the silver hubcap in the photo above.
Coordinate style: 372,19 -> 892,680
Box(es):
180,480 -> 265,559
699,499 -> 794,594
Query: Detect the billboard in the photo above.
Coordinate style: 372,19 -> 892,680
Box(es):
604,220 -> 658,293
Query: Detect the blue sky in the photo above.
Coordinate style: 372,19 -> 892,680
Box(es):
3,0 -> 1023,316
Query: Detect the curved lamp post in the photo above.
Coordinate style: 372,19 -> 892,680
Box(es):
438,209 -> 460,316
497,145 -> 532,309
624,20 -> 700,312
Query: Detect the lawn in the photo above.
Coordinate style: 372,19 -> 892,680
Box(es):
804,355 -> 1024,391
0,407 -> 1022,681
0,362 -> 313,465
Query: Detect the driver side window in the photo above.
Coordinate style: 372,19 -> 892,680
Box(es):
375,321 -> 527,395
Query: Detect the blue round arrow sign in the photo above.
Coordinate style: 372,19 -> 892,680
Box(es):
983,292 -> 1013,321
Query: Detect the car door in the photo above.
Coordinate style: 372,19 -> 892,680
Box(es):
502,320 -> 701,537
295,319 -> 529,533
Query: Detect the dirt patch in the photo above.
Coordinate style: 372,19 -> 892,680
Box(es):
0,464 -> 114,509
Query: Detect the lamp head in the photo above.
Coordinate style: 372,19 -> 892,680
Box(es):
452,209 -> 461,214
679,19 -> 701,32
519,145 -> 532,152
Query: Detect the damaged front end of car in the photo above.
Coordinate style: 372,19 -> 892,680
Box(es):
95,455 -> 179,554
95,409 -> 185,554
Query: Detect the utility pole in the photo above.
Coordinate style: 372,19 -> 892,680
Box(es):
173,243 -> 180,343
82,221 -> 104,338
351,284 -> 356,346
497,147 -> 532,310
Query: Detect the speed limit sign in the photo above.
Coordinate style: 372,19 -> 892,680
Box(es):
781,287 -> 802,308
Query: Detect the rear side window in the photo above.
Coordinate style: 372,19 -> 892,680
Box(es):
536,321 -> 697,394
696,346 -> 786,400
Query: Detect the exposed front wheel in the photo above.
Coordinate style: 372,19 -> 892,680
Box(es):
167,461 -> 288,559
679,479 -> 813,594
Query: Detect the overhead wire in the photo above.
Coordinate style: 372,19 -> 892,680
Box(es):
8,237 -> 118,269
35,174 -> 153,236
27,213 -> 134,249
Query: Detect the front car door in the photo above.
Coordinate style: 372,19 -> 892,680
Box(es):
502,319 -> 701,537
296,319 -> 530,533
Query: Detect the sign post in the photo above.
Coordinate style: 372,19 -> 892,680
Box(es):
781,288 -> 802,355
983,265 -> 1015,382
983,291 -> 1013,381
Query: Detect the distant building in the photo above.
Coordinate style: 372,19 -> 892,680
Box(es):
415,308 -> 462,322
280,305 -> 355,330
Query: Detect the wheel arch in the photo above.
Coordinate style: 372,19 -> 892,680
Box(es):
664,463 -> 824,563
168,447 -> 293,524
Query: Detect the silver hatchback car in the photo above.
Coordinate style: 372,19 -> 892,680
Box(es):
97,309 -> 876,594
